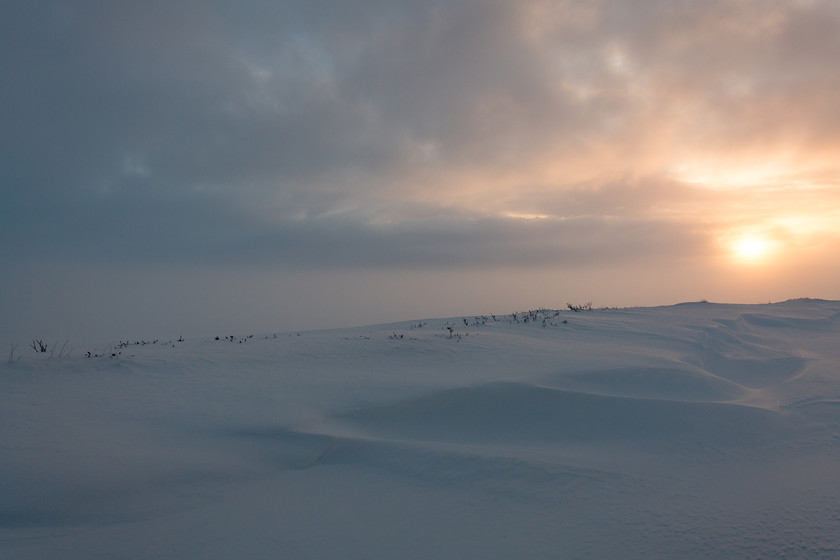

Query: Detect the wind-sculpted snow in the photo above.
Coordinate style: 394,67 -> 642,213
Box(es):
550,366 -> 745,401
3,299 -> 840,559
335,381 -> 800,448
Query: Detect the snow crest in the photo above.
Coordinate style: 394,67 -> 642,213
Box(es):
3,300 -> 840,559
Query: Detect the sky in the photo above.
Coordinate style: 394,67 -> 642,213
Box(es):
3,0 -> 840,342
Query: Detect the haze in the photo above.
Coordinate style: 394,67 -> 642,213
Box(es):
3,1 -> 840,342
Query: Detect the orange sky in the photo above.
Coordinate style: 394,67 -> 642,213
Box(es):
3,1 -> 840,338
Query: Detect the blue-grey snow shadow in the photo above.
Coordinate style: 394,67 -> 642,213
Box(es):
0,461 -> 237,528
548,366 -> 745,402
334,382 -> 808,450
689,355 -> 807,389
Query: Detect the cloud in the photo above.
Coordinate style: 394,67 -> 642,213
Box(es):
2,0 -> 839,274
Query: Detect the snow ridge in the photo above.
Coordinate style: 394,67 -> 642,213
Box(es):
3,300 -> 840,559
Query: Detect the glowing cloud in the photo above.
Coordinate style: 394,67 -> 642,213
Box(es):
731,235 -> 776,264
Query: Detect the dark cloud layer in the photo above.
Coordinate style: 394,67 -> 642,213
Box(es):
2,1 -> 840,337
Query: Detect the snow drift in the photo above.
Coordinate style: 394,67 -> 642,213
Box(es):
3,300 -> 840,559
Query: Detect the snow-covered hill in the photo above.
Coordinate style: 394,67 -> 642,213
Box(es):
3,300 -> 840,559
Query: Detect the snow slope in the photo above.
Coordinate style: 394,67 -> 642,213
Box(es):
3,300 -> 840,559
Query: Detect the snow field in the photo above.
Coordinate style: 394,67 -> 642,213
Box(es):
3,300 -> 840,558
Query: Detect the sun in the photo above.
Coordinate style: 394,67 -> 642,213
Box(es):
731,235 -> 774,263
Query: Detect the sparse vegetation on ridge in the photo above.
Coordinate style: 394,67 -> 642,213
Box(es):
6,303 -> 601,364
8,344 -> 18,364
14,339 -> 73,360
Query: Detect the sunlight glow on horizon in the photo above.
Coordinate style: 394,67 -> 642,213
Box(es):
729,234 -> 778,264
669,161 -> 798,190
4,0 -> 840,343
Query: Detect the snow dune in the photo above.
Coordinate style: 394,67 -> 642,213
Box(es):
3,299 -> 840,559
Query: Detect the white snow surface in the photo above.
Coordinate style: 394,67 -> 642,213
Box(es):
3,300 -> 840,559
